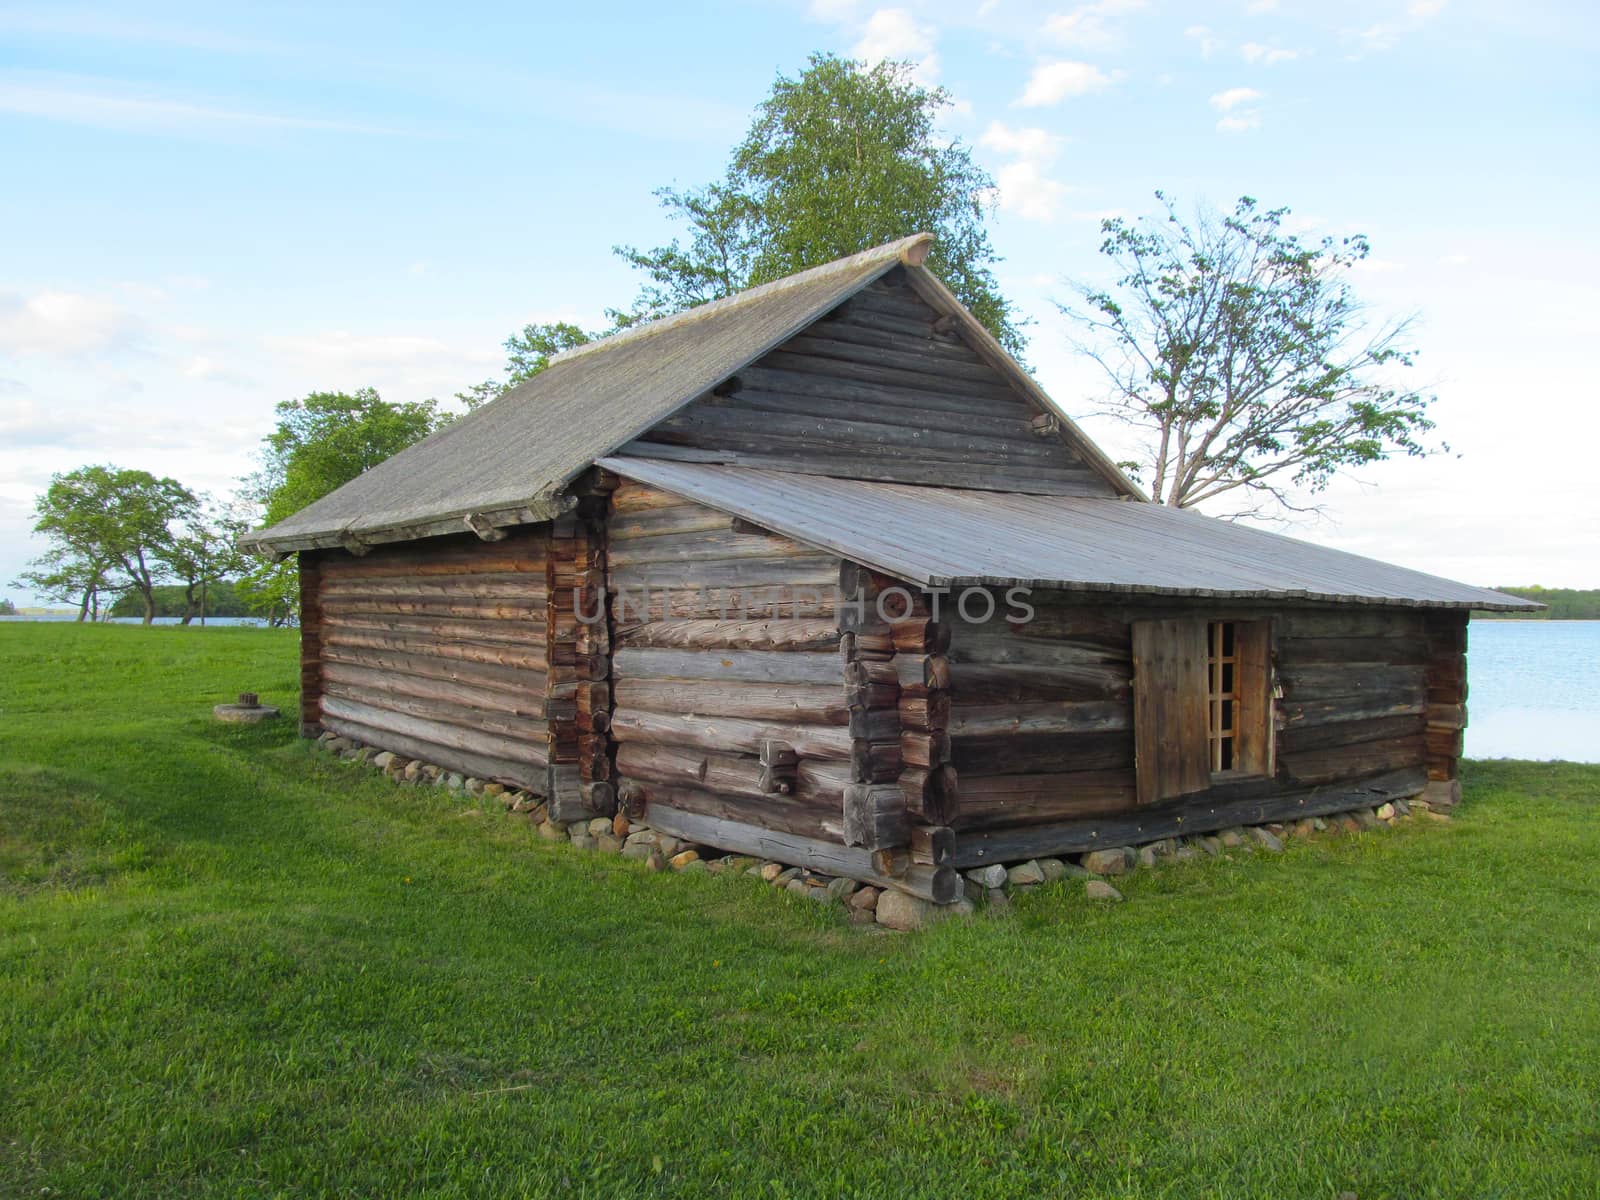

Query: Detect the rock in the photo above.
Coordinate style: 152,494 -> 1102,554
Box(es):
849,886 -> 881,912
622,842 -> 653,861
443,773 -> 466,791
611,813 -> 630,837
214,699 -> 282,723
646,849 -> 668,872
384,757 -> 410,777
403,759 -> 424,781
1173,846 -> 1199,862
1339,814 -> 1362,834
1198,836 -> 1222,856
1037,858 -> 1068,882
596,834 -> 624,854
1137,845 -> 1160,868
724,856 -> 756,872
1249,827 -> 1285,853
966,864 -> 1008,890
876,890 -> 932,930
538,821 -> 567,842
1312,817 -> 1328,831
625,830 -> 658,850
1265,824 -> 1287,838
371,751 -> 395,770
482,782 -> 506,798
1393,797 -> 1411,817
1007,860 -> 1046,886
568,834 -> 597,851
670,850 -> 701,870
1375,802 -> 1396,821
529,803 -> 548,825
464,778 -> 484,795
681,860 -> 708,874
847,907 -> 877,926
704,860 -> 724,875
1218,827 -> 1247,848
986,888 -> 1011,912
760,862 -> 786,883
655,836 -> 682,858
826,876 -> 861,900
962,878 -> 985,904
773,867 -> 801,888
1085,880 -> 1123,902
744,865 -> 765,878
588,817 -> 614,838
1081,847 -> 1132,876
946,897 -> 977,918
806,885 -> 831,902
566,821 -> 591,836
1290,818 -> 1318,839
1421,809 -> 1453,823
1352,809 -> 1380,830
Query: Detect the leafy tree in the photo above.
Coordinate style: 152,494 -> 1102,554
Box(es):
615,53 -> 1022,352
13,548 -> 119,621
456,322 -> 594,410
1060,193 -> 1438,512
160,498 -> 249,624
22,465 -> 198,624
0,598 -> 16,616
108,580 -> 252,620
240,389 -> 443,623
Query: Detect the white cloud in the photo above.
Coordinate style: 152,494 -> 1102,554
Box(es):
1240,41 -> 1299,64
1184,25 -> 1223,58
1360,0 -> 1448,52
1016,60 -> 1118,106
1210,86 -> 1263,112
980,121 -> 1069,220
850,8 -> 941,84
1042,0 -> 1146,51
0,289 -> 144,358
1210,87 -> 1264,132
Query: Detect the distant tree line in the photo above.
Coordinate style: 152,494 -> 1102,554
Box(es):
107,581 -> 252,620
1474,588 -> 1600,620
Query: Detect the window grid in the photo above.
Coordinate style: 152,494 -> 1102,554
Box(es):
1208,621 -> 1238,773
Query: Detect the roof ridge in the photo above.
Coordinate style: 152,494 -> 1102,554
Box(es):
546,233 -> 933,368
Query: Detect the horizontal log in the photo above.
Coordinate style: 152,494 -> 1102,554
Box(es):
951,767 -> 1429,867
632,783 -> 842,842
720,387 -> 1038,443
321,644 -> 543,697
1277,713 -> 1426,754
323,681 -> 547,744
608,585 -> 838,621
910,825 -> 955,866
613,678 -> 848,725
898,692 -> 951,732
951,699 -> 1131,739
612,647 -> 843,685
811,307 -> 979,361
320,550 -> 546,580
615,618 -> 840,652
730,362 -> 1034,421
324,612 -> 548,649
321,596 -> 544,622
610,708 -> 852,760
954,769 -> 1137,832
1280,691 -> 1427,728
606,526 -> 820,567
321,694 -> 548,767
616,742 -> 847,804
608,505 -> 734,541
319,714 -> 547,793
781,330 -> 998,383
319,574 -> 548,602
901,731 -> 951,769
323,661 -> 547,719
323,629 -> 548,674
754,347 -> 1022,405
1276,636 -> 1428,666
953,730 -> 1133,776
641,806 -> 959,903
1272,610 -> 1426,639
948,662 -> 1131,705
608,554 -> 841,590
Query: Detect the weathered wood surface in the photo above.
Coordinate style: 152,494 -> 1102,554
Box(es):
611,709 -> 851,761
1130,618 -> 1210,805
613,647 -> 843,685
322,695 -> 548,768
621,277 -> 1117,498
952,767 -> 1428,866
298,553 -> 324,730
324,660 -> 546,718
614,618 -> 839,651
954,770 -> 1138,832
642,805 -> 959,903
320,714 -> 547,792
613,678 -> 849,725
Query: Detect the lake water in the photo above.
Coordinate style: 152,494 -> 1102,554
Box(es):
0,615 -> 267,627
1467,621 -> 1600,762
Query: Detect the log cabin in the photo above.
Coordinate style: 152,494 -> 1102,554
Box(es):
241,234 -> 1538,904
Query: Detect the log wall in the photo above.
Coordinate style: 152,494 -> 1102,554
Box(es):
302,527 -> 552,792
607,480 -> 853,847
617,270 -> 1118,498
946,595 -> 1441,866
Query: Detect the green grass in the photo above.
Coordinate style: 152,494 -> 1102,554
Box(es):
1,623 -> 1597,1199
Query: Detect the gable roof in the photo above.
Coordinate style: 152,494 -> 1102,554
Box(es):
242,235 -> 1139,555
598,457 -> 1540,611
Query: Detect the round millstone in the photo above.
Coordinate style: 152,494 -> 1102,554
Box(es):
213,702 -> 280,724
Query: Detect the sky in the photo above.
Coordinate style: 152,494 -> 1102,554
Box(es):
2,0 -> 1597,603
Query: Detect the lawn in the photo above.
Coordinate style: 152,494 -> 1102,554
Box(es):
1,623 -> 1596,1199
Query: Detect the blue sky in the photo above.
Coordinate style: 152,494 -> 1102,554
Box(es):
3,0 -> 1597,601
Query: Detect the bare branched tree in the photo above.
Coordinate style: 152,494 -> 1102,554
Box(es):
1060,193 -> 1440,512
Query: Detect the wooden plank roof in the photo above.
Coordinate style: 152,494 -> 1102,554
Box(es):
242,235 -> 1139,556
598,457 -> 1540,611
